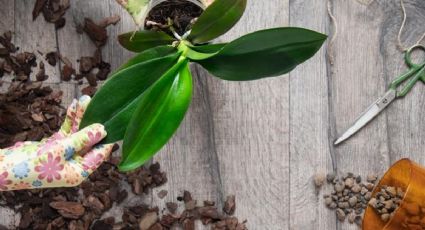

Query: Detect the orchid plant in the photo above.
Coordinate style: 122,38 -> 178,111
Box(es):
80,0 -> 327,171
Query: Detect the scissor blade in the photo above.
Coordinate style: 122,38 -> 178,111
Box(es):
334,89 -> 397,145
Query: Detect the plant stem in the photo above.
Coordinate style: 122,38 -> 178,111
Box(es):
177,40 -> 218,61
177,41 -> 191,57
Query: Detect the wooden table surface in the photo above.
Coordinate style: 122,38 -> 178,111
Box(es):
1,0 -> 425,229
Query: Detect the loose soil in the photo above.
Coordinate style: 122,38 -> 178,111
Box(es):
145,0 -> 204,36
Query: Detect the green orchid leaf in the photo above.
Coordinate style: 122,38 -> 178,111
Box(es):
189,43 -> 227,53
178,44 -> 218,61
117,45 -> 176,72
118,30 -> 175,52
196,27 -> 327,81
180,42 -> 227,61
184,48 -> 218,60
176,42 -> 226,61
80,51 -> 181,143
119,59 -> 193,172
188,0 -> 247,44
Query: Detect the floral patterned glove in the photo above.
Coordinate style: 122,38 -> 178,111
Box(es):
0,96 -> 113,191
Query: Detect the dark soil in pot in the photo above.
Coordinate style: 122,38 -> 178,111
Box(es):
145,0 -> 204,36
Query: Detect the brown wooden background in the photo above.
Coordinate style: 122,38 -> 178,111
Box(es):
1,0 -> 425,229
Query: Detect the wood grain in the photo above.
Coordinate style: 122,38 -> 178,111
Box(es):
57,0 -> 113,68
289,1 -> 336,230
0,0 -> 13,31
1,0 -> 425,229
14,0 -> 60,83
382,0 -> 425,165
56,0 -> 113,97
0,1 -> 19,228
329,1 -> 393,229
151,68 -> 224,229
209,0 -> 291,228
106,0 -> 135,73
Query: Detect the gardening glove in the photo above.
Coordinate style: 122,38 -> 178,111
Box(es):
0,95 -> 113,191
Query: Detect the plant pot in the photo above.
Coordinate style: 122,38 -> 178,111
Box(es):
142,0 -> 207,30
363,158 -> 425,230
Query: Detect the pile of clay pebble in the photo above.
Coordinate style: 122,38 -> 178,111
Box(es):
314,172 -> 378,226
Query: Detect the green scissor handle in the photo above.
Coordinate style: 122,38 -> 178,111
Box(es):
390,45 -> 425,97
422,71 -> 425,83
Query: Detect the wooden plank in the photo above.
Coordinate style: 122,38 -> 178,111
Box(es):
0,0 -> 14,31
108,2 -> 225,227
14,0 -> 60,83
0,0 -> 17,226
107,0 -> 135,72
289,0 -> 336,229
205,0 -> 290,228
0,207 -> 19,229
105,2 -> 224,227
56,0 -> 114,96
0,0 -> 14,89
150,69 -> 224,229
3,1 -> 425,229
105,0 -> 172,217
49,83 -> 78,109
57,0 -> 113,68
330,1 -> 393,229
384,1 -> 425,164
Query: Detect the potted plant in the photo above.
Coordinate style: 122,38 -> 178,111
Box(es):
80,0 -> 327,171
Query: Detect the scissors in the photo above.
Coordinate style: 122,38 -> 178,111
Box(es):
334,44 -> 425,145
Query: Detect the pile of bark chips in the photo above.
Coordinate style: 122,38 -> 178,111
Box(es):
0,2 -> 248,230
33,0 -> 120,97
0,30 -> 65,148
0,1 -> 119,147
0,154 -> 246,230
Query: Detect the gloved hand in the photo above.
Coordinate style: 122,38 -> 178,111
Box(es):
0,96 -> 113,191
